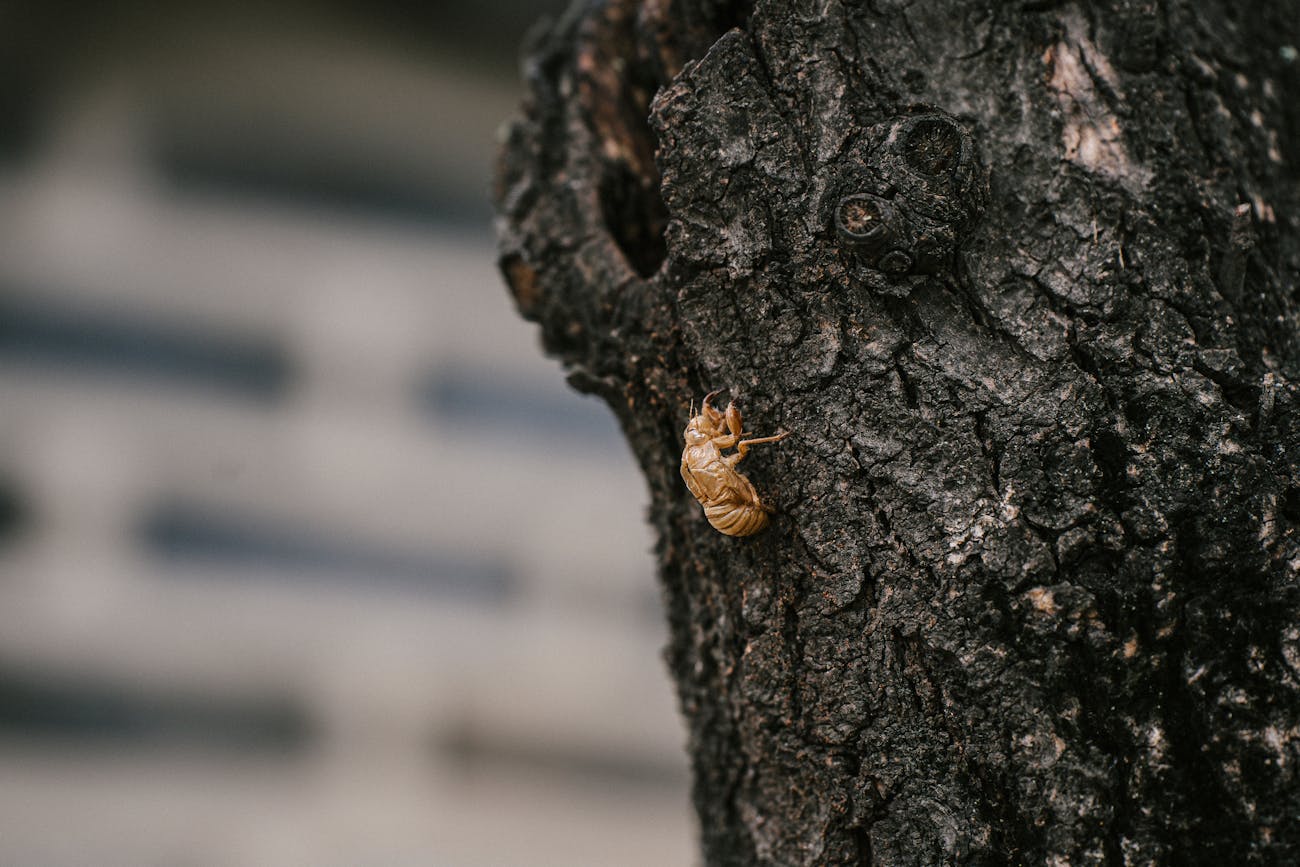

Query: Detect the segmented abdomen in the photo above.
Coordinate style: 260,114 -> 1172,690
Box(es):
703,501 -> 769,537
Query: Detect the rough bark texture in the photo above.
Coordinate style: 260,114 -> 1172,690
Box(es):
493,1 -> 1300,863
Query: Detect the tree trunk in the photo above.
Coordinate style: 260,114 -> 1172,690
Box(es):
492,1 -> 1300,863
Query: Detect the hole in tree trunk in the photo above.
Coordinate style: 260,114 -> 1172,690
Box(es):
601,159 -> 669,278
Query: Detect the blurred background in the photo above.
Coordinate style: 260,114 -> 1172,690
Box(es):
0,3 -> 694,865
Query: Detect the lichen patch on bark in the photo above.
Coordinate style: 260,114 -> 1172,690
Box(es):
1046,9 -> 1152,191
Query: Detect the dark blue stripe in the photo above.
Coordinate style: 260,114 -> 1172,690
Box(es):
0,295 -> 292,400
155,143 -> 491,232
0,667 -> 311,752
140,502 -> 514,603
419,367 -> 627,450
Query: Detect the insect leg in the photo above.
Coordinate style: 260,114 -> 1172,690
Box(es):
701,391 -> 725,429
734,430 -> 790,460
724,402 -> 744,439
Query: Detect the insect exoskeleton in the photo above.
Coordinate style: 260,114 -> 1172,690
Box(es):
680,391 -> 789,537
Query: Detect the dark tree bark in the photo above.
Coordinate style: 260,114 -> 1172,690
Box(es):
493,1 -> 1300,863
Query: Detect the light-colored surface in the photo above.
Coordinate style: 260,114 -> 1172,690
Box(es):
0,12 -> 693,867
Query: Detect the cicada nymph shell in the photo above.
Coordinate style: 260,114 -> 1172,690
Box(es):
680,392 -> 788,537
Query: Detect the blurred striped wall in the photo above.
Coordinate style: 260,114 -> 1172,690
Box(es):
0,5 -> 694,866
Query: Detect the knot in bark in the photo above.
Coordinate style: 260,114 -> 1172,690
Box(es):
829,111 -> 987,293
